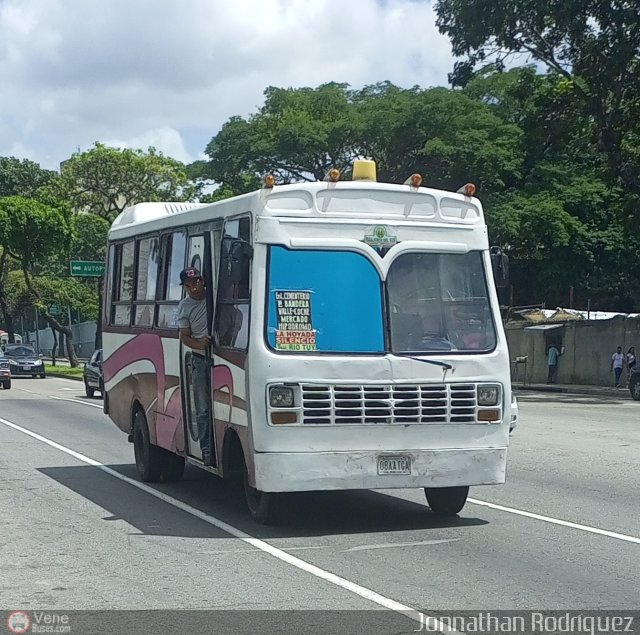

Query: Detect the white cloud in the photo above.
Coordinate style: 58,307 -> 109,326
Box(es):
0,0 -> 454,170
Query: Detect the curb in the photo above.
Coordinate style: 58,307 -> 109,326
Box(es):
514,385 -> 631,399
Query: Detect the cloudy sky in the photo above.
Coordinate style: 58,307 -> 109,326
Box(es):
0,0 -> 455,171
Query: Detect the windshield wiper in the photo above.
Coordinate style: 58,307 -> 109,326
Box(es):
396,354 -> 453,370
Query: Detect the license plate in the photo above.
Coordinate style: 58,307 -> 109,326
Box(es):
377,455 -> 411,475
23,366 -> 30,371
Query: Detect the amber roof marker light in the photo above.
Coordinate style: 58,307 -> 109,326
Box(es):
263,174 -> 276,188
352,159 -> 377,182
457,183 -> 477,197
324,168 -> 341,182
404,173 -> 423,188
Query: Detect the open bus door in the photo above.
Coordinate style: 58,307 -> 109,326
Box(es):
181,225 -> 221,467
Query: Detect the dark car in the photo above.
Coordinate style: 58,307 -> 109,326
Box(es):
3,344 -> 45,378
83,349 -> 104,398
0,351 -> 11,389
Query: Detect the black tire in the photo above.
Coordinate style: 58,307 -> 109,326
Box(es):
40,373 -> 46,379
99,380 -> 105,396
132,409 -> 164,482
85,380 -> 95,398
629,375 -> 640,401
32,374 -> 37,378
243,461 -> 282,524
160,451 -> 185,482
2,380 -> 10,390
424,486 -> 469,516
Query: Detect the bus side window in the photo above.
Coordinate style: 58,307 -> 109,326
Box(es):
215,217 -> 251,349
157,231 -> 187,329
112,241 -> 135,326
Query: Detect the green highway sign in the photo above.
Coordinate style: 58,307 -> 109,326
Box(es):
49,303 -> 62,316
70,260 -> 105,277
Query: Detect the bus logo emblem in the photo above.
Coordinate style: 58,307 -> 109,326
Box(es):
364,225 -> 397,246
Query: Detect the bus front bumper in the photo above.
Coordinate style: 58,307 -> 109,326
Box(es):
254,447 -> 507,493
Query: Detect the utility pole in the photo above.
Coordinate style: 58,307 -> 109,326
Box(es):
34,307 -> 40,353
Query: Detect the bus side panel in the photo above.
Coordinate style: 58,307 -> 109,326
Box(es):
103,331 -> 185,454
212,349 -> 250,475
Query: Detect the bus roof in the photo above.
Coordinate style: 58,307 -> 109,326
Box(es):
108,181 -> 485,240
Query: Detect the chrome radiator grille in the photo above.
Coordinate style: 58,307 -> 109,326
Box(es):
301,383 -> 478,425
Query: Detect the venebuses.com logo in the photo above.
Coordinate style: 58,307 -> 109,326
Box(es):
7,611 -> 31,634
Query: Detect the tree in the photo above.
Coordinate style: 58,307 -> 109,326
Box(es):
51,142 -> 202,222
204,83 -> 361,191
353,82 -> 523,191
204,82 -> 523,196
0,157 -> 57,342
0,196 -> 83,365
0,156 -> 56,198
434,0 -> 640,191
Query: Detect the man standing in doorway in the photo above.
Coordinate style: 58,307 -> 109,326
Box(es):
547,343 -> 560,384
177,267 -> 212,464
611,346 -> 625,388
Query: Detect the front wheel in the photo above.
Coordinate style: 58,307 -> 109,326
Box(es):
85,380 -> 95,398
243,462 -> 282,524
424,486 -> 469,516
2,380 -> 10,390
629,375 -> 640,401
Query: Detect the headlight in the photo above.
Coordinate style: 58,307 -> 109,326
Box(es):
477,384 -> 501,406
269,386 -> 294,408
9,359 -> 17,365
34,359 -> 42,365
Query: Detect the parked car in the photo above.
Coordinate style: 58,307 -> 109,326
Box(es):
0,351 -> 11,389
83,349 -> 104,398
3,344 -> 45,378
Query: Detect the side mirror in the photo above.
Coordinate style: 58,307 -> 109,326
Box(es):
490,246 -> 509,289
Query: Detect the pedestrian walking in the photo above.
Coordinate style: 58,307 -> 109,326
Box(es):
611,346 -> 624,388
547,344 -> 560,384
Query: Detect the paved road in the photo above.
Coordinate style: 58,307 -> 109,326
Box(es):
0,379 -> 638,630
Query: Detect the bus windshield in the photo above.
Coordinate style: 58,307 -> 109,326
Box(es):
387,252 -> 496,353
266,247 -> 496,354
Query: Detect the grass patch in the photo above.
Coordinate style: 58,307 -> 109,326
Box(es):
44,364 -> 84,380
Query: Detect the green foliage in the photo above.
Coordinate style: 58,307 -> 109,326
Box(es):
0,157 -> 56,198
0,196 -> 73,271
434,0 -> 640,191
44,364 -> 84,379
50,142 -> 202,222
205,83 -> 360,191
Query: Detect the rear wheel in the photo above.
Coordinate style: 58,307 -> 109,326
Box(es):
424,486 -> 469,516
85,380 -> 95,398
629,374 -> 640,401
243,461 -> 282,524
132,409 -> 164,482
2,380 -> 10,390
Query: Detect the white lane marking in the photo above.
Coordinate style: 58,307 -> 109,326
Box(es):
0,415 -> 459,634
468,498 -> 640,545
345,539 -> 461,552
180,546 -> 329,555
48,396 -> 103,409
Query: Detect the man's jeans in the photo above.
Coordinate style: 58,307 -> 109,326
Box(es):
191,354 -> 211,459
